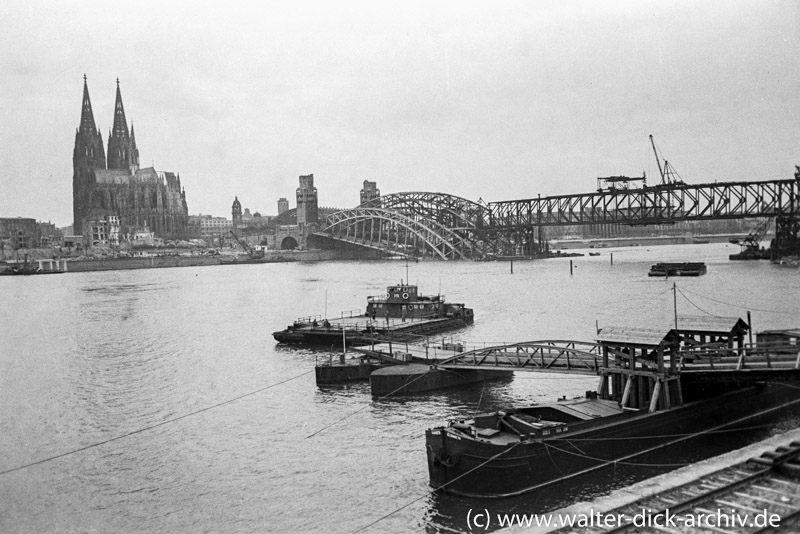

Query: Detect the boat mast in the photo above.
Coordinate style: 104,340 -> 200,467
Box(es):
673,282 -> 678,331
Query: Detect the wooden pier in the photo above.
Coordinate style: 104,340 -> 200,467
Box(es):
433,316 -> 799,409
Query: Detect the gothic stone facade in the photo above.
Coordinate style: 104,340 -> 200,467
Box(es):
72,77 -> 188,240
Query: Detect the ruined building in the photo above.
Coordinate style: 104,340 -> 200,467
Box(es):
277,197 -> 289,215
72,76 -> 188,240
360,180 -> 380,206
296,174 -> 318,226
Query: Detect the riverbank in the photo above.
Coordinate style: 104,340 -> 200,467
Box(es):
550,233 -> 751,250
58,249 -> 340,273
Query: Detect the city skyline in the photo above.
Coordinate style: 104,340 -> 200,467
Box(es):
1,0 -> 799,227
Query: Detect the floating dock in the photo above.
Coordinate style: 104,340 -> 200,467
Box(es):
370,363 -> 512,396
316,340 -> 476,385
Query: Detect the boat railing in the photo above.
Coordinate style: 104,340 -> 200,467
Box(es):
295,309 -> 366,324
294,314 -> 323,325
678,340 -> 800,371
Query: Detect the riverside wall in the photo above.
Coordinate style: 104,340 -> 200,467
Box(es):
61,250 -> 341,273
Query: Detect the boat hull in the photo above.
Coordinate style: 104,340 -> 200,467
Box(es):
273,316 -> 473,347
425,382 -> 800,498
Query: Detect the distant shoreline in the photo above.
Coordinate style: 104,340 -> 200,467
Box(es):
2,234 -> 761,274
0,250 -> 340,274
550,233 -> 754,249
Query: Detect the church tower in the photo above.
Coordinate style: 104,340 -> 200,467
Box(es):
107,79 -> 139,172
232,196 -> 242,229
72,75 -> 107,235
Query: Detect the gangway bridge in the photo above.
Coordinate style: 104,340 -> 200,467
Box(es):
427,318 -> 799,413
434,339 -> 800,380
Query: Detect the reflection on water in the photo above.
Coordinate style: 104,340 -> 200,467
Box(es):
0,244 -> 798,533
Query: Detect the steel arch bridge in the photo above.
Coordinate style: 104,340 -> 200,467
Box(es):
314,169 -> 800,260
317,192 -> 527,259
318,206 -> 479,260
363,192 -> 491,230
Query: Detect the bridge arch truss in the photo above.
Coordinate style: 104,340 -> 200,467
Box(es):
360,192 -> 531,256
320,207 -> 481,260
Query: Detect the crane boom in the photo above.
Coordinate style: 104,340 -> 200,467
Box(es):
649,134 -> 666,184
229,230 -> 265,260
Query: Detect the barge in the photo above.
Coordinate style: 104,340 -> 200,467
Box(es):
425,383 -> 800,498
0,258 -> 65,275
648,262 -> 707,277
273,283 -> 473,347
425,316 -> 799,497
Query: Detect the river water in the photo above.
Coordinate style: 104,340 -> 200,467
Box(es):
1,243 -> 798,533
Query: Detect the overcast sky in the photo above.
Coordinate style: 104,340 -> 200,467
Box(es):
1,0 -> 798,227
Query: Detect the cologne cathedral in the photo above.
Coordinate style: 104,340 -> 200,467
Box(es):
72,76 -> 188,239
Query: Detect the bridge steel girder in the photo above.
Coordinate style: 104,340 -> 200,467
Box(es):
364,192 -> 525,255
487,179 -> 799,229
363,192 -> 492,230
321,207 -> 476,260
437,340 -> 603,374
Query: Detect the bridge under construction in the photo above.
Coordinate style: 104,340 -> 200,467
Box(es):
311,165 -> 800,260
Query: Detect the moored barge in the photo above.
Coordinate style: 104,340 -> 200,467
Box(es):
648,262 -> 707,277
273,283 -> 474,347
425,383 -> 800,497
425,316 -> 800,497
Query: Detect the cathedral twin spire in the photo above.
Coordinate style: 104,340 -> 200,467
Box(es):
78,74 -> 98,135
79,75 -> 139,172
111,78 -> 129,140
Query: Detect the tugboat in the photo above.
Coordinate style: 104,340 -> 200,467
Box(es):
273,283 -> 474,347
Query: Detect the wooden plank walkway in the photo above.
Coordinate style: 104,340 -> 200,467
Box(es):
549,440 -> 800,533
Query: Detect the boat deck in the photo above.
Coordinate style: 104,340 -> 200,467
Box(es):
292,314 -> 458,335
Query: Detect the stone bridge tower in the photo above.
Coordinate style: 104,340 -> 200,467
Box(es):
360,180 -> 380,206
296,174 -> 318,227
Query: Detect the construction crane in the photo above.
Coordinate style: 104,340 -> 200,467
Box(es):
729,218 -> 772,260
649,135 -> 684,187
229,230 -> 265,260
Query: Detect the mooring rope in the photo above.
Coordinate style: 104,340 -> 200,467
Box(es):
677,287 -> 723,317
679,286 -> 800,315
542,392 -> 800,470
305,365 -> 438,439
561,422 -> 777,442
349,442 -> 522,534
0,368 -> 316,477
